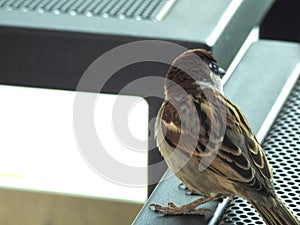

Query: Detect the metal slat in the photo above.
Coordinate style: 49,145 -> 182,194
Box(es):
0,0 -> 176,21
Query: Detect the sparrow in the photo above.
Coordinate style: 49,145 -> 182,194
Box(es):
150,49 -> 300,225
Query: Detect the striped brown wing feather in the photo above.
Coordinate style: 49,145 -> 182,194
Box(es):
160,90 -> 273,195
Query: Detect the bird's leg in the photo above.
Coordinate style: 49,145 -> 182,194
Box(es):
149,196 -> 215,216
178,183 -> 199,195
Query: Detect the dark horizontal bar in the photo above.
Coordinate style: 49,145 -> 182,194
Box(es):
0,0 -> 274,69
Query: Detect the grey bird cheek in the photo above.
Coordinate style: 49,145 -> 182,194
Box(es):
211,73 -> 224,94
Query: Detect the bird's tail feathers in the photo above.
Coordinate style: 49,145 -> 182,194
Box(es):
251,198 -> 299,225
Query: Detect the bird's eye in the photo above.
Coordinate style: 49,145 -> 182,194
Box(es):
209,62 -> 219,74
209,62 -> 226,78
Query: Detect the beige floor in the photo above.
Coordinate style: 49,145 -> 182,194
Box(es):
0,188 -> 143,225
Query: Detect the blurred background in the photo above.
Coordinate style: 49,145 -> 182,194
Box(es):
0,0 -> 299,224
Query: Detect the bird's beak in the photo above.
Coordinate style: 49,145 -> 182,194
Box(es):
218,67 -> 226,78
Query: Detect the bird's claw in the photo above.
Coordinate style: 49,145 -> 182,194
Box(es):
178,183 -> 199,195
149,203 -> 213,216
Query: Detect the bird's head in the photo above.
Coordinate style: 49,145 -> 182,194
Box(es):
165,49 -> 226,98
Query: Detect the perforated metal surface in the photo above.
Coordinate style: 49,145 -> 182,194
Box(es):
219,78 -> 300,225
0,0 -> 176,21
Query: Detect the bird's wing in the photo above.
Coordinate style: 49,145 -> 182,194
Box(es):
160,89 -> 273,195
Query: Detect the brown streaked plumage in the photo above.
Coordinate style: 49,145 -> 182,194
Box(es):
150,49 -> 300,225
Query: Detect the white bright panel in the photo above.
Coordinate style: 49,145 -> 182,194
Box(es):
0,84 -> 148,203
